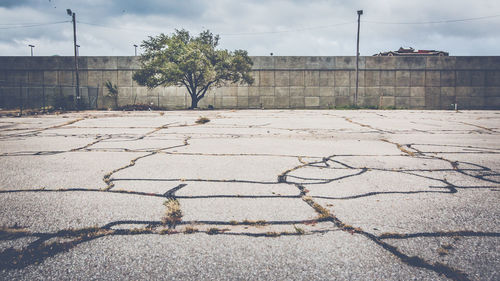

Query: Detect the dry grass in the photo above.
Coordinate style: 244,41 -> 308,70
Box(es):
207,228 -> 221,235
183,226 -> 198,234
302,196 -> 331,220
162,198 -> 183,226
293,225 -> 305,235
437,247 -> 449,256
242,220 -> 267,226
0,226 -> 31,240
195,116 -> 210,124
159,228 -> 178,235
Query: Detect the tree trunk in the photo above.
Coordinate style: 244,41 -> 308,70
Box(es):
190,96 -> 199,109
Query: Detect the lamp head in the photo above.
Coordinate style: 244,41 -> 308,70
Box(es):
357,10 -> 363,15
66,9 -> 72,16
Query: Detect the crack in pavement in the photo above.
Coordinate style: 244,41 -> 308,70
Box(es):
0,112 -> 498,280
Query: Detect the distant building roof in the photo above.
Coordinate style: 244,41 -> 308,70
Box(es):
374,47 -> 449,56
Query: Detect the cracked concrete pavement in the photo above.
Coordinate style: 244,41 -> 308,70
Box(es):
0,110 -> 499,280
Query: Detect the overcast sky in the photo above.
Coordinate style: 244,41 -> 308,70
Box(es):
1,0 -> 499,57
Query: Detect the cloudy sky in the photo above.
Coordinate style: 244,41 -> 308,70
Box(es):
1,0 -> 499,57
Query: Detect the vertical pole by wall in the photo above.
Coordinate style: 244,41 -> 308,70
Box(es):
72,13 -> 80,110
19,83 -> 23,116
42,84 -> 46,113
355,10 -> 363,106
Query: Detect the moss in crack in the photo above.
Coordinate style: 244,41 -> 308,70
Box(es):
302,196 -> 331,220
380,139 -> 415,156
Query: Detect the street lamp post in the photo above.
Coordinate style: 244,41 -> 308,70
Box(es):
67,9 -> 80,109
28,45 -> 35,56
76,44 -> 80,56
355,9 -> 363,106
134,44 -> 138,56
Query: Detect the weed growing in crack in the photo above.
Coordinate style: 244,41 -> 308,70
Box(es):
0,226 -> 31,240
437,247 -> 449,256
183,226 -> 198,234
242,220 -> 267,226
162,198 -> 183,227
129,228 -> 153,234
293,225 -> 305,235
159,229 -> 178,235
207,228 -> 221,235
264,232 -> 280,237
441,243 -> 453,250
302,196 -> 331,220
437,243 -> 453,256
195,116 -> 210,124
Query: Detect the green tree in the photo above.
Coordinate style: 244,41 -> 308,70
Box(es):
133,29 -> 254,109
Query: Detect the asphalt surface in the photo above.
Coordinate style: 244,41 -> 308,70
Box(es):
0,110 -> 499,280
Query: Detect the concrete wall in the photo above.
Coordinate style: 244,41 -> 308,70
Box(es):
1,56 -> 499,110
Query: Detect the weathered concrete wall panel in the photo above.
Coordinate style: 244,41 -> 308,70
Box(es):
1,56 -> 499,110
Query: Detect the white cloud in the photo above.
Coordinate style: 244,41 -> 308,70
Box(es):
0,0 -> 499,56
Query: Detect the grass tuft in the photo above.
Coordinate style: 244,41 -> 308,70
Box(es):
207,228 -> 221,235
183,226 -> 198,234
162,198 -> 183,227
293,225 -> 305,235
195,116 -> 210,124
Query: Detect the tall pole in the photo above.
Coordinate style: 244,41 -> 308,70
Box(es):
134,44 -> 138,56
71,11 -> 80,109
355,10 -> 363,106
29,45 -> 35,56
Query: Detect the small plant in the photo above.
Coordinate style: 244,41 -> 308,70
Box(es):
293,225 -> 305,235
162,198 -> 183,227
441,243 -> 453,250
105,81 -> 119,109
195,116 -> 210,124
183,226 -> 198,234
159,228 -> 177,235
129,227 -> 152,234
242,219 -> 268,226
437,247 -> 449,256
0,226 -> 30,240
207,228 -> 220,235
265,232 -> 280,237
302,196 -> 331,220
437,243 -> 453,256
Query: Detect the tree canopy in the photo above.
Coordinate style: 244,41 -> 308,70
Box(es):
133,29 -> 254,109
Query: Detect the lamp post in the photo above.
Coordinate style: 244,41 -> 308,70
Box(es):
67,9 -> 80,109
28,45 -> 35,56
133,44 -> 138,56
355,9 -> 363,106
76,44 -> 80,56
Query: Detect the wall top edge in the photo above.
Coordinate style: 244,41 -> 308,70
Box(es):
1,56 -> 500,58
1,56 -> 500,71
